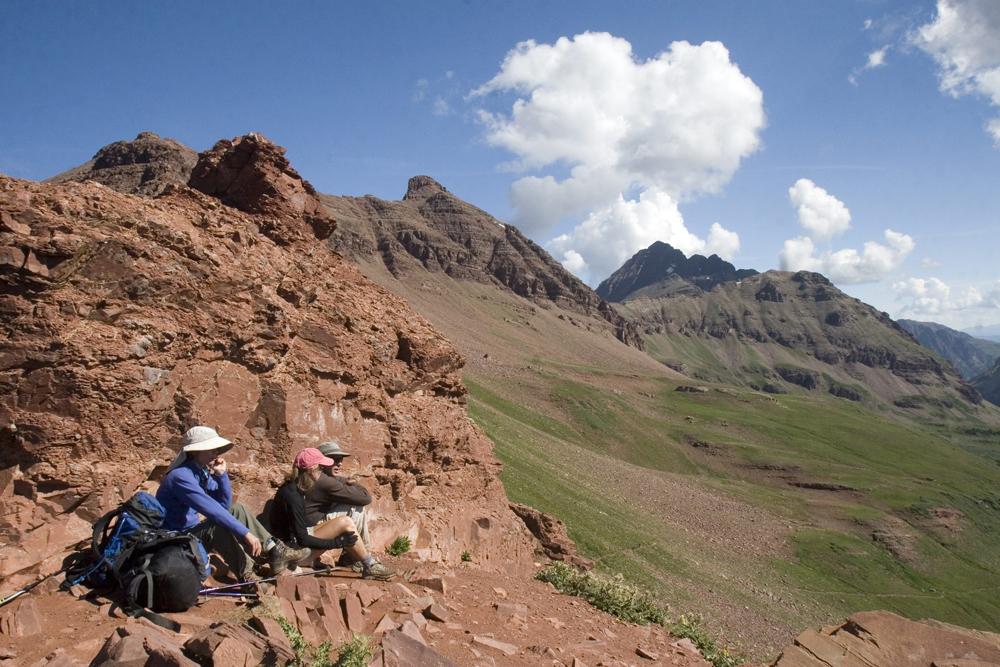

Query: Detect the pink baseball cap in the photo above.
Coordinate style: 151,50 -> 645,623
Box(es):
294,447 -> 335,470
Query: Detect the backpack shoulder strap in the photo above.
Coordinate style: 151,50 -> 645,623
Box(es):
122,553 -> 181,633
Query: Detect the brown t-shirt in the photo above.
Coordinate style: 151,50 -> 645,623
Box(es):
303,473 -> 372,525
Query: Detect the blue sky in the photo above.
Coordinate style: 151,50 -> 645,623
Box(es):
2,1 -> 998,329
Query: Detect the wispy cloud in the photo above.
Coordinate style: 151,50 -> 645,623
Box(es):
849,45 -> 890,85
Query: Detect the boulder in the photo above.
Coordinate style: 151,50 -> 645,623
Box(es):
509,502 -> 594,569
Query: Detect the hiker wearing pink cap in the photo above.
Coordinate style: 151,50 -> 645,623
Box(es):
269,447 -> 394,580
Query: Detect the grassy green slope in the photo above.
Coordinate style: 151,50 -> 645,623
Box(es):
467,364 -> 1000,659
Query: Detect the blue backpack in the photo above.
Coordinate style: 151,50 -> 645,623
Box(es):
65,492 -> 210,630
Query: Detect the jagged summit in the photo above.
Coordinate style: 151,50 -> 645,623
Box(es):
47,131 -> 197,196
404,174 -> 448,200
596,240 -> 758,302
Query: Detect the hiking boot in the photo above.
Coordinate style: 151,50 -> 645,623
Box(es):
268,541 -> 311,575
335,553 -> 364,573
361,560 -> 395,581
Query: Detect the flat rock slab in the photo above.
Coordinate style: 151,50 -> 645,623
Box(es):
473,635 -> 519,656
380,629 -> 458,667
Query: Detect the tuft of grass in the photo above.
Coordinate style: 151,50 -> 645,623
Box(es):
461,550 -> 472,562
672,614 -> 743,667
385,535 -> 411,556
536,562 -> 667,625
333,634 -> 373,667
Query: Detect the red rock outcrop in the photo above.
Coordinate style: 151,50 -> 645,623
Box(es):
0,134 -> 535,589
509,502 -> 594,570
771,610 -> 1000,666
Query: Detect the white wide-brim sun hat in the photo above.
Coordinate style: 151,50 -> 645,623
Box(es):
167,426 -> 234,471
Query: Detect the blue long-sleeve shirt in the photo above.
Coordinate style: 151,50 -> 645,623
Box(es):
156,459 -> 249,538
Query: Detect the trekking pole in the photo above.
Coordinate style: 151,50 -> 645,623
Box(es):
198,565 -> 333,595
200,591 -> 259,598
0,566 -> 70,609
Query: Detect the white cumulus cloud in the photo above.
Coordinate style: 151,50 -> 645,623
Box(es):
788,178 -> 852,240
915,0 -> 1000,145
780,229 -> 915,284
893,276 -> 1000,316
472,32 -> 763,281
548,188 -> 740,285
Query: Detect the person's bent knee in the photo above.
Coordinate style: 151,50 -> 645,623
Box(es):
312,515 -> 356,540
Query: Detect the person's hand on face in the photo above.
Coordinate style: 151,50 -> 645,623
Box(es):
210,456 -> 227,476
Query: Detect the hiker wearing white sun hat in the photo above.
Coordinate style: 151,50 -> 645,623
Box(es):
156,426 -> 310,581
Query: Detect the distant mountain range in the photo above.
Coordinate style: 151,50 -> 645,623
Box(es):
964,323 -> 1000,343
898,319 -> 1000,380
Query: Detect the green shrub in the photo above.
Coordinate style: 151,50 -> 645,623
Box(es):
385,535 -> 411,556
333,634 -> 373,667
535,562 -> 667,625
461,550 -> 472,562
671,614 -> 743,667
536,564 -> 741,667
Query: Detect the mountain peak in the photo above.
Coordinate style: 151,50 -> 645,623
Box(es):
48,131 -> 197,196
404,175 -> 448,200
596,241 -> 758,302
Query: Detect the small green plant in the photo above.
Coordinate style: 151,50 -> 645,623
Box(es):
310,642 -> 333,667
332,634 -> 373,667
274,612 -> 335,667
671,614 -> 743,667
461,550 -> 472,562
535,562 -> 667,625
385,535 -> 411,556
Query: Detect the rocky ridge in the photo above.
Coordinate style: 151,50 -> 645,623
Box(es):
596,241 -> 758,303
617,270 -> 981,406
321,177 -> 642,348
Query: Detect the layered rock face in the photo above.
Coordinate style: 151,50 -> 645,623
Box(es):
618,270 -> 980,405
47,131 -> 197,196
595,240 -> 758,302
321,177 -> 642,348
0,134 -> 535,588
